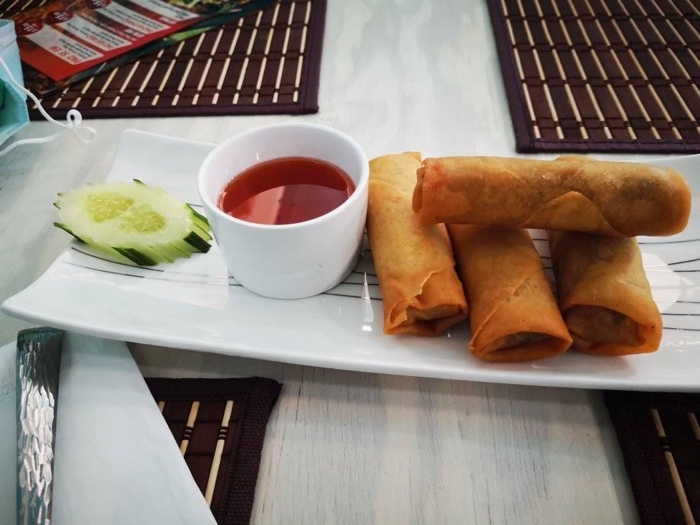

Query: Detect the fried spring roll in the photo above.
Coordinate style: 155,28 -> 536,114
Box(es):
368,153 -> 468,336
447,225 -> 572,362
413,156 -> 691,237
548,231 -> 663,356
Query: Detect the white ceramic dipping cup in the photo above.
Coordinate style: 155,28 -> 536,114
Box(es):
198,123 -> 369,299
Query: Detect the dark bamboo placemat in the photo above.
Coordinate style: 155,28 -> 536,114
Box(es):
488,0 -> 700,153
145,377 -> 282,525
604,391 -> 700,525
1,0 -> 325,119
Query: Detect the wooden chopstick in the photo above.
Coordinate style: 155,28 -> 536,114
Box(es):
651,409 -> 697,525
689,412 -> 700,443
204,400 -> 235,505
180,401 -> 201,455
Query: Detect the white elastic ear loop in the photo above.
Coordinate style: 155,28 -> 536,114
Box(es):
0,55 -> 97,156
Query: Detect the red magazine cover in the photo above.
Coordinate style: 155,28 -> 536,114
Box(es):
13,0 -> 243,81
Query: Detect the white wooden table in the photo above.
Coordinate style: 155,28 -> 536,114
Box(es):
1,0 -> 641,523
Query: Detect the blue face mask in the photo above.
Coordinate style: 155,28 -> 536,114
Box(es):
0,19 -> 96,156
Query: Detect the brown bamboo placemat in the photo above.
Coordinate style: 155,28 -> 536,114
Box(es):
145,377 -> 281,525
1,0 -> 325,119
488,0 -> 700,153
604,391 -> 700,525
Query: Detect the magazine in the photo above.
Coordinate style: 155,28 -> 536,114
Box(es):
11,0 -> 271,94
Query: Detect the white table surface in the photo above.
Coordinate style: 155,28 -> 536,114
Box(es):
0,0 -> 646,523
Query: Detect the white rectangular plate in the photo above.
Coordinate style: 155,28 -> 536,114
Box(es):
4,130 -> 700,391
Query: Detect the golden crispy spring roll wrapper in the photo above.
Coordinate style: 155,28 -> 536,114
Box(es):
413,156 -> 691,237
548,231 -> 663,356
447,225 -> 572,362
368,153 -> 468,336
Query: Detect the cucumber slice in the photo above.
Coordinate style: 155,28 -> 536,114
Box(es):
54,181 -> 212,266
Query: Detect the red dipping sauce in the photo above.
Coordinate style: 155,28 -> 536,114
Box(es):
219,157 -> 355,225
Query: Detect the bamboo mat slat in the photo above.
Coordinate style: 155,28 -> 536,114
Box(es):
0,0 -> 325,119
604,391 -> 700,525
488,0 -> 700,153
145,377 -> 282,525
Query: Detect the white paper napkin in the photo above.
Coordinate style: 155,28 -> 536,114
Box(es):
0,331 -> 217,525
51,332 -> 217,525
